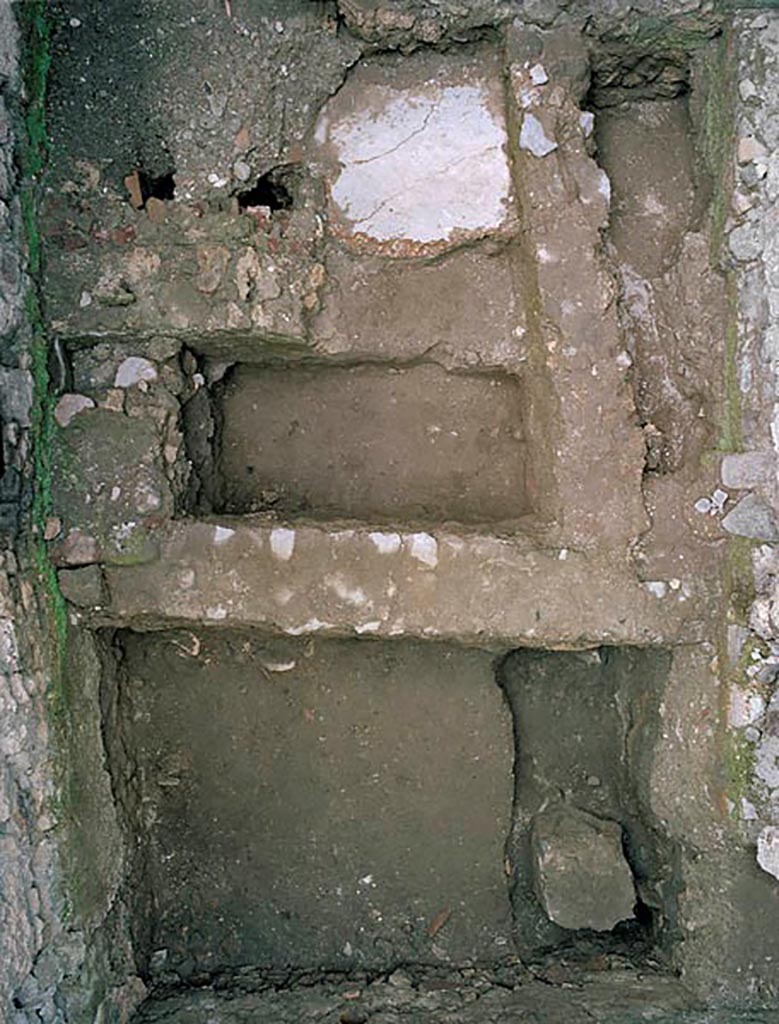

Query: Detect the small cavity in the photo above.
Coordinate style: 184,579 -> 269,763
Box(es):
237,168 -> 295,212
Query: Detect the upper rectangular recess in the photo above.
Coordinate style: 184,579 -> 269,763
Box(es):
210,362 -> 532,526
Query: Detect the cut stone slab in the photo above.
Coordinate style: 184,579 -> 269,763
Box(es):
531,805 -> 636,932
721,451 -> 776,490
313,48 -> 512,255
722,493 -> 779,543
116,631 -> 513,974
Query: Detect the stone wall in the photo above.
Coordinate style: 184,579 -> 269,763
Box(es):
0,3 -> 141,1023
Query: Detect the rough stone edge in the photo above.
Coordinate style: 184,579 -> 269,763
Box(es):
0,3 -> 141,1022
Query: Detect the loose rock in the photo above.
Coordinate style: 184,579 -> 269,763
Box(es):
531,805 -> 636,932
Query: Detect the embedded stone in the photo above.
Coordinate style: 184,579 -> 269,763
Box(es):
738,135 -> 767,165
58,566 -> 105,608
722,493 -> 779,543
758,826 -> 779,881
531,805 -> 636,932
721,451 -> 776,490
114,357 -> 158,389
519,113 -> 557,157
54,392 -> 95,428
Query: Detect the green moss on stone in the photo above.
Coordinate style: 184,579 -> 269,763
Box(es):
725,730 -> 757,809
697,30 -> 737,268
725,536 -> 756,627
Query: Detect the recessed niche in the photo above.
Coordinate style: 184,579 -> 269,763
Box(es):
203,363 -> 532,525
104,630 -> 514,980
497,647 -> 678,962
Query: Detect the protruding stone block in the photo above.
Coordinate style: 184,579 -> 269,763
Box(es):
722,493 -> 779,543
531,805 -> 636,932
721,451 -> 776,490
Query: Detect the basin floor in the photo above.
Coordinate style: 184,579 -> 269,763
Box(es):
129,964 -> 775,1023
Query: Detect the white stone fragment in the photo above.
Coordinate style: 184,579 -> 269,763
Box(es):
407,532 -> 438,568
519,113 -> 557,157
213,526 -> 235,545
529,63 -> 548,85
259,659 -> 296,673
742,798 -> 758,821
694,497 -> 713,515
354,621 -> 382,634
369,531 -> 402,555
756,735 -> 779,789
579,110 -> 595,137
729,686 -> 766,728
270,528 -> 296,561
286,618 -> 331,635
54,393 -> 95,428
758,826 -> 779,880
114,357 -> 158,389
740,79 -> 758,102
711,488 -> 729,512
644,581 -> 668,599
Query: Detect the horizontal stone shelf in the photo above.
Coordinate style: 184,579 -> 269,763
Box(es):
95,519 -> 707,648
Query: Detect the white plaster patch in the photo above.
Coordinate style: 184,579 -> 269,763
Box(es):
321,81 -> 510,245
260,659 -> 297,673
407,532 -> 438,568
355,621 -> 382,634
213,525 -> 235,545
205,605 -> 228,621
270,528 -> 296,561
369,531 -> 402,555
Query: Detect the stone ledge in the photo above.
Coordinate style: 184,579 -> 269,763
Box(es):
95,518 -> 706,647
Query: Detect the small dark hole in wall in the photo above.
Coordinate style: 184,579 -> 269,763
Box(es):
139,170 -> 176,204
237,171 -> 294,212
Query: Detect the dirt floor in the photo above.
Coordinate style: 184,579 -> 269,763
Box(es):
211,364 -> 530,525
108,631 -> 515,979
